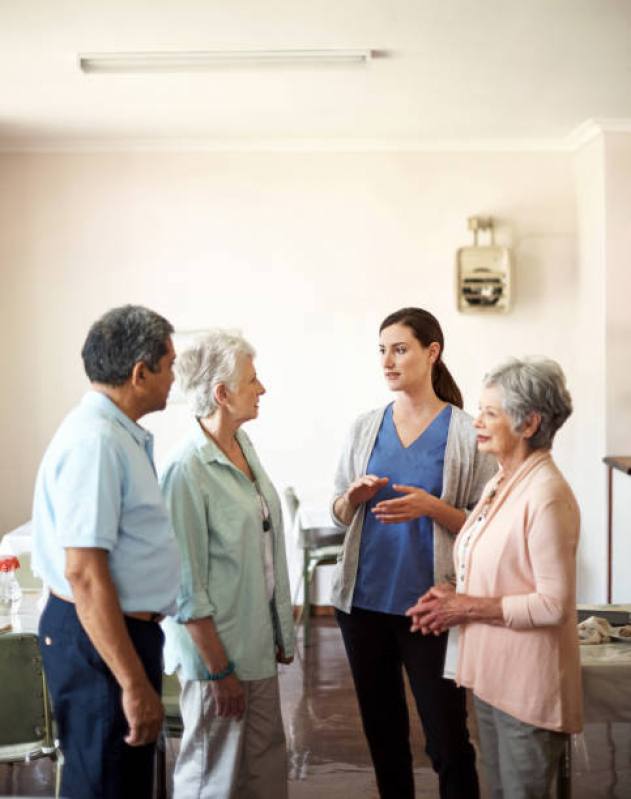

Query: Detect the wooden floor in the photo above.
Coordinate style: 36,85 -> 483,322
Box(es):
1,617 -> 630,797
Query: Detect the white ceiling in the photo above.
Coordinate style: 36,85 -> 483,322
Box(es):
2,0 -> 631,148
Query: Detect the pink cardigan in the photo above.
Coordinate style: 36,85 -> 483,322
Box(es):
455,449 -> 583,733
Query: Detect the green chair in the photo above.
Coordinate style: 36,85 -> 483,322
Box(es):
0,632 -> 62,796
285,487 -> 345,648
156,671 -> 183,799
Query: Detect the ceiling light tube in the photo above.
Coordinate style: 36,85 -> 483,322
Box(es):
78,49 -> 372,73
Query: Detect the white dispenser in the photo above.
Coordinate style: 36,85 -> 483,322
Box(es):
455,217 -> 512,314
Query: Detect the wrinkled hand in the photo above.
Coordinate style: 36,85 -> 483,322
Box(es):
372,484 -> 435,524
406,583 -> 463,635
122,680 -> 164,746
276,646 -> 294,665
211,673 -> 245,721
346,475 -> 389,508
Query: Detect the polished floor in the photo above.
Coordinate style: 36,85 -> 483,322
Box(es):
1,617 -> 630,797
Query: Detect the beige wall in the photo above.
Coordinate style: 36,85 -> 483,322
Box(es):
605,133 -> 631,453
603,133 -> 631,602
0,147 -> 610,599
573,135 -> 607,601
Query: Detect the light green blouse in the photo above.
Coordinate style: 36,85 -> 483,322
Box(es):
160,424 -> 295,682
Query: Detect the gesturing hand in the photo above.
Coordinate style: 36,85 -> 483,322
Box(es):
372,484 -> 436,524
346,475 -> 389,508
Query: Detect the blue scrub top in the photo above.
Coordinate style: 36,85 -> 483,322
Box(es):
352,403 -> 452,616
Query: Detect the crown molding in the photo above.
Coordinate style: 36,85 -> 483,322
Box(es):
3,118 -> 631,154
568,118 -> 631,151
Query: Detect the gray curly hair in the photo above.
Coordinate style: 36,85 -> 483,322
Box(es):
176,329 -> 255,417
483,357 -> 573,451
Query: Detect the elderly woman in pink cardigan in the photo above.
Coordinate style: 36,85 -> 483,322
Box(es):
407,357 -> 581,799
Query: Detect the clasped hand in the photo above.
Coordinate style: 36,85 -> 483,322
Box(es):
406,583 -> 468,635
372,484 -> 435,524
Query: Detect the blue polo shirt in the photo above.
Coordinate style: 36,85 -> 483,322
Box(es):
353,403 -> 451,616
32,391 -> 180,615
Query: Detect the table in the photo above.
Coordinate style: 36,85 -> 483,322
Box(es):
557,624 -> 631,797
0,588 -> 43,635
581,643 -> 631,722
0,520 -> 32,556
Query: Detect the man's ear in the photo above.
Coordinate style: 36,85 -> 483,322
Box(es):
130,360 -> 147,390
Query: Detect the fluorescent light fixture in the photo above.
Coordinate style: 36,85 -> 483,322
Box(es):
78,49 -> 372,74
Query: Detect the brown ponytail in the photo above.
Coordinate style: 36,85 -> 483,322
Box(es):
379,307 -> 463,408
431,359 -> 463,408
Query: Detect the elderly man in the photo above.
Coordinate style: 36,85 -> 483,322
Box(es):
32,305 -> 180,799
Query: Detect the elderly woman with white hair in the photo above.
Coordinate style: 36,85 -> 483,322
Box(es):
160,329 -> 295,799
407,358 -> 582,799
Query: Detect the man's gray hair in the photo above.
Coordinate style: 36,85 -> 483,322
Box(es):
82,305 -> 174,386
483,357 -> 573,451
176,329 -> 256,417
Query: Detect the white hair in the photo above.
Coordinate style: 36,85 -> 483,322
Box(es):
176,329 -> 255,417
483,357 -> 573,450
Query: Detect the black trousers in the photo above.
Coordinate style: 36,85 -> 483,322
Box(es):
39,594 -> 164,799
336,606 -> 479,799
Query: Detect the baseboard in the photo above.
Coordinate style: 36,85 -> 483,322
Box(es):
293,605 -> 335,618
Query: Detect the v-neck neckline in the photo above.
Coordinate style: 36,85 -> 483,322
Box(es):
390,403 -> 449,451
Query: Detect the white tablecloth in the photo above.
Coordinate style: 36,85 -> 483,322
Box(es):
0,520 -> 32,556
581,643 -> 631,723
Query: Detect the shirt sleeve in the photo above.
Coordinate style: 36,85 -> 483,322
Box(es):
502,498 -> 579,628
161,461 -> 215,623
329,418 -> 362,529
55,433 -> 123,551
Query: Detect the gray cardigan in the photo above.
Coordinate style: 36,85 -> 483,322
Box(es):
330,404 -> 497,613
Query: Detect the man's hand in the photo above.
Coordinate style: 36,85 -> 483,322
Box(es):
211,673 -> 245,721
122,681 -> 165,746
65,548 -> 164,746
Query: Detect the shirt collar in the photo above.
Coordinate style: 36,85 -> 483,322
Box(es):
191,421 -> 250,468
82,390 -> 153,448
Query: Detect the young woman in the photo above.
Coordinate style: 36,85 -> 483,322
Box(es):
330,307 -> 495,799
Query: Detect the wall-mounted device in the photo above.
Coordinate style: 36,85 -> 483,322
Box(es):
455,217 -> 512,314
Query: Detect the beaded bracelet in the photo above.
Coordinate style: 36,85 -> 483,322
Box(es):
206,661 -> 235,681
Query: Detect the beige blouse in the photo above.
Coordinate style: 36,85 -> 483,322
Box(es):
454,449 -> 583,733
